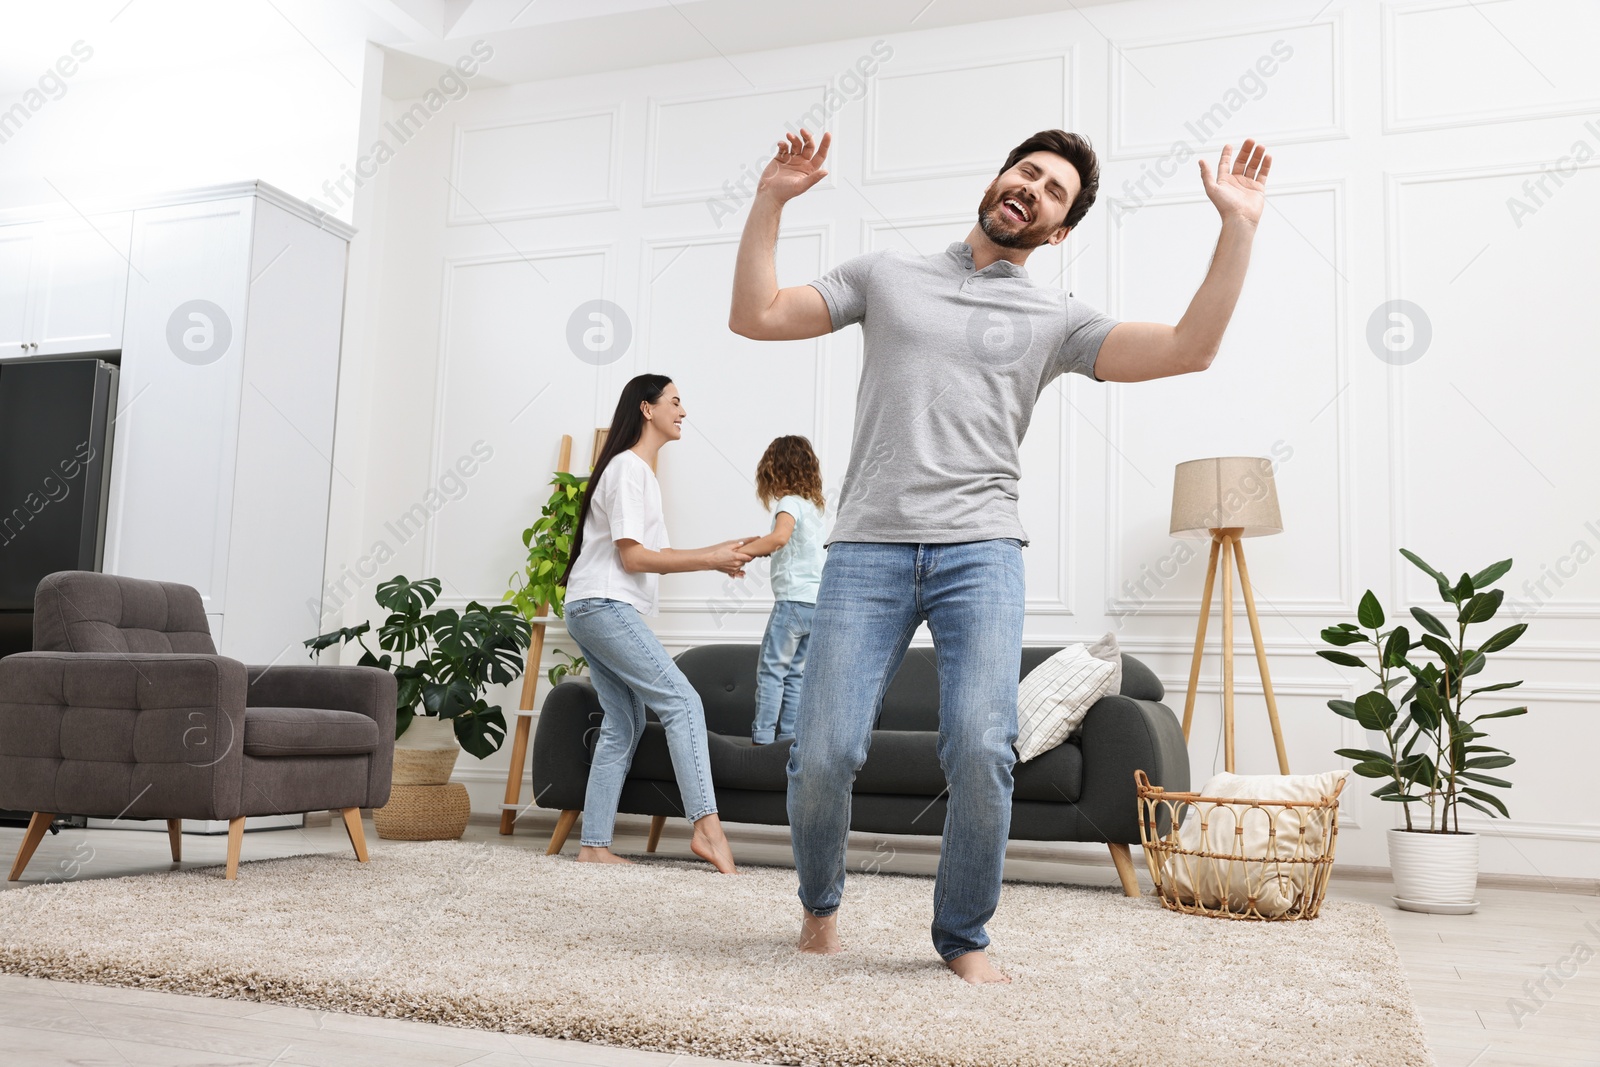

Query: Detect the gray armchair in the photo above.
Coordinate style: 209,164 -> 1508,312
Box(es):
0,571 -> 396,880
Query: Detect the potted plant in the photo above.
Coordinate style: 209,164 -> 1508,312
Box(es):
505,471 -> 588,682
1319,550 -> 1528,913
548,648 -> 587,687
506,471 -> 587,622
307,575 -> 533,775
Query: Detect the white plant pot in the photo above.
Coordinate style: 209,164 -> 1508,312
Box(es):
395,716 -> 457,751
1388,828 -> 1480,913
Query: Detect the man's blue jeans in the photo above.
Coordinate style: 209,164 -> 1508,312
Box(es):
753,599 -> 815,744
785,539 -> 1025,962
563,597 -> 718,848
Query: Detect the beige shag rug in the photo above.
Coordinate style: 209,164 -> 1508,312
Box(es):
0,841 -> 1430,1067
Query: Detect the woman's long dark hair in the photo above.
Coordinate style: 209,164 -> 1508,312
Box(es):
558,373 -> 673,587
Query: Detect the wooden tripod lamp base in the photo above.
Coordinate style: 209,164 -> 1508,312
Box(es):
1169,457 -> 1290,776
1179,529 -> 1290,774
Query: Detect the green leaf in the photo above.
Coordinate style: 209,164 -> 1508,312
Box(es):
1400,548 -> 1447,585
1453,572 -> 1475,601
375,575 -> 441,615
1411,606 -> 1451,639
1477,624 -> 1527,655
1357,590 -> 1385,629
1458,797 -> 1499,819
1462,787 -> 1510,818
303,621 -> 371,653
1419,633 -> 1460,670
1354,691 -> 1398,731
1459,589 -> 1503,625
1399,752 -> 1437,786
1350,760 -> 1394,778
1408,696 -> 1441,732
1465,755 -> 1515,769
1459,771 -> 1513,788
1327,699 -> 1358,720
1473,706 -> 1528,720
1335,747 -> 1392,763
1471,559 -> 1513,588
1318,649 -> 1368,668
422,677 -> 474,719
1382,625 -> 1412,669
1321,629 -> 1368,647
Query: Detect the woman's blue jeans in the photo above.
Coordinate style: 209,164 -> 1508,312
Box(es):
753,599 -> 815,744
563,597 -> 718,848
785,539 -> 1025,962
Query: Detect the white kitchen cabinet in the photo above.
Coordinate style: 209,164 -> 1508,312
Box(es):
0,212 -> 131,357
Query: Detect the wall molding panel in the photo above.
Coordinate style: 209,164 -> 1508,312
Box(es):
1382,0 -> 1600,133
1107,12 -> 1346,160
448,108 -> 622,224
863,49 -> 1075,184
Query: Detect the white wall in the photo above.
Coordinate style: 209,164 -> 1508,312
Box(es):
348,0 -> 1599,879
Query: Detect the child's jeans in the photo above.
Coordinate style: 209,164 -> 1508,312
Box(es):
752,599 -> 815,744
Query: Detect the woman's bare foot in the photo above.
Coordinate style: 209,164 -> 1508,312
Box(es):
947,950 -> 1011,985
689,814 -> 737,873
797,911 -> 842,954
575,845 -> 633,864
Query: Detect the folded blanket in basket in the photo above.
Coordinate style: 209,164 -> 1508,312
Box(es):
1168,770 -> 1348,918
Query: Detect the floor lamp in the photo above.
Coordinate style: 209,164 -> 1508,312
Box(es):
1170,456 -> 1291,775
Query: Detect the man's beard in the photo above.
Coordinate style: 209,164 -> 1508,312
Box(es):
977,185 -> 1052,250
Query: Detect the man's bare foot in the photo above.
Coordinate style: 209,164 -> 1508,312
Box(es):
947,950 -> 1011,985
797,911 -> 842,954
689,814 -> 737,873
575,845 -> 633,864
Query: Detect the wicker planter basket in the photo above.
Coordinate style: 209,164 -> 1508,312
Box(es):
1136,769 -> 1344,921
373,783 -> 472,841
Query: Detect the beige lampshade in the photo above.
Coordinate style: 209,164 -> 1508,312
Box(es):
1169,456 -> 1283,538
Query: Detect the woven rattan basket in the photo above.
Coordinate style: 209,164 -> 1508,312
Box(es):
1136,769 -> 1344,921
373,783 -> 471,841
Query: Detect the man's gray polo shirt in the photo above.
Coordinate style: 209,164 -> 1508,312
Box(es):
809,241 -> 1118,547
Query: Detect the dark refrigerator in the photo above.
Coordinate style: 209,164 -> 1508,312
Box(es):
0,355 -> 117,826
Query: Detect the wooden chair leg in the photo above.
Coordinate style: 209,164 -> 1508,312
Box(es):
167,819 -> 183,862
1108,842 -> 1140,897
341,808 -> 369,862
224,817 -> 245,880
8,812 -> 54,881
646,815 -> 666,853
546,809 -> 579,855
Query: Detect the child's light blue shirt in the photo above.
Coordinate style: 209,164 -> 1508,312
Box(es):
770,495 -> 824,604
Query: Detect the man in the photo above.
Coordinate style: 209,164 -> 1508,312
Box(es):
729,127 -> 1271,984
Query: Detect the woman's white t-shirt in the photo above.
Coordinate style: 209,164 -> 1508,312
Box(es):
563,450 -> 670,616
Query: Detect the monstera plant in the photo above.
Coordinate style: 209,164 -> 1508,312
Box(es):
307,576 -> 532,759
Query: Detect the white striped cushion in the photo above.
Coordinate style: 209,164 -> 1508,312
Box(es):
1014,634 -> 1122,762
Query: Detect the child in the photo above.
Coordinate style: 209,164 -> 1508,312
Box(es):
739,436 -> 826,745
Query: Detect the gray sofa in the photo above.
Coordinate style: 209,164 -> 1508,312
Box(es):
0,571 -> 396,880
531,643 -> 1189,894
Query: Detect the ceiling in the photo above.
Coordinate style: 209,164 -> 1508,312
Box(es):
376,0 -> 1138,95
0,0 -> 1136,100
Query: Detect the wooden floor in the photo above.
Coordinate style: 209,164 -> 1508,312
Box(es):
1,812 -> 1596,1067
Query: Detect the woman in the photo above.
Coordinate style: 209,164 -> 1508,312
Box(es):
558,374 -> 751,873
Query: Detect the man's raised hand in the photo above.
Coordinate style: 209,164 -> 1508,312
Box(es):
1199,138 -> 1272,227
759,128 -> 830,204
